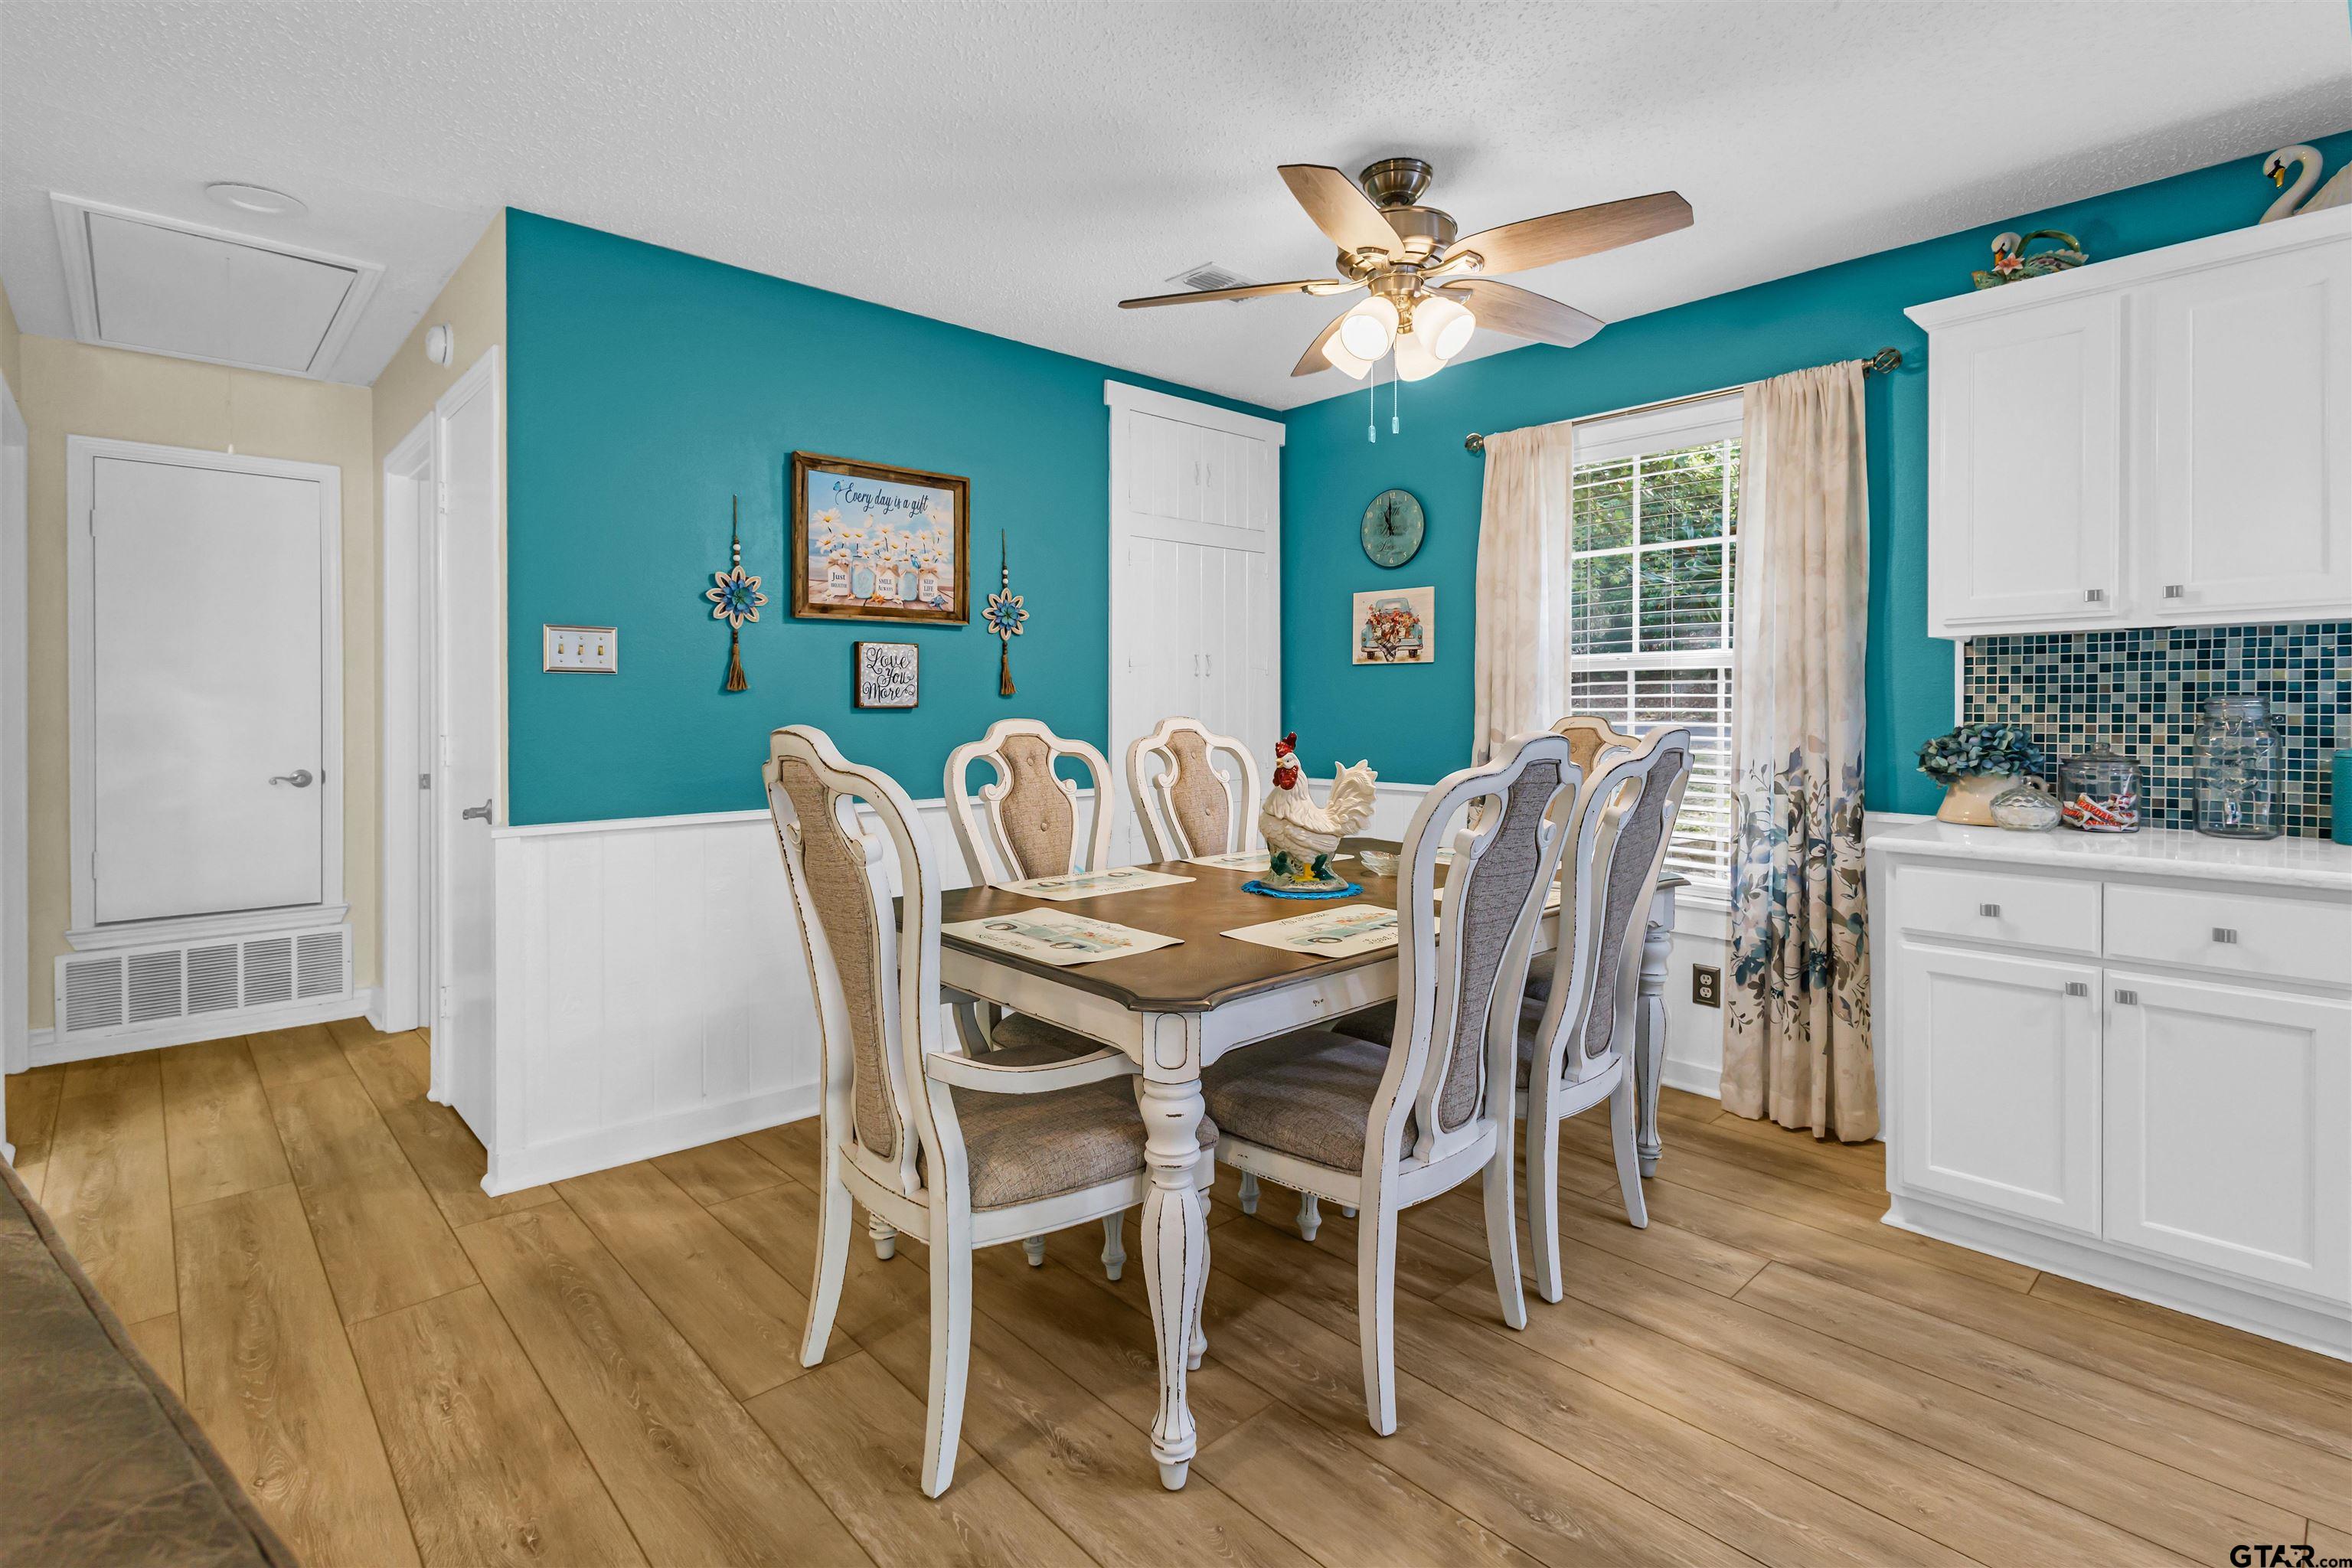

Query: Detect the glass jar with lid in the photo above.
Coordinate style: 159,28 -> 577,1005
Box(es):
2194,694 -> 2282,840
2058,750 -> 2141,832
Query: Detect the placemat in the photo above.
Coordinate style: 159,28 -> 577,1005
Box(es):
1220,903 -> 1399,958
942,908 -> 1183,965
993,867 -> 1195,901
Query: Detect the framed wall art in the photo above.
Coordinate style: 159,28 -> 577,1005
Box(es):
853,640 -> 920,708
791,451 -> 970,624
1353,586 -> 1435,664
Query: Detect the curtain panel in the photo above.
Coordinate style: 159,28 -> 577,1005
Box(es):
1471,421 -> 1575,763
1721,360 -> 1877,1141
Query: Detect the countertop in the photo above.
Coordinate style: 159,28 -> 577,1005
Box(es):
1864,817 -> 2352,893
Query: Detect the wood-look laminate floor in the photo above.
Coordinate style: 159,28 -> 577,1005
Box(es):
10,1020 -> 2348,1567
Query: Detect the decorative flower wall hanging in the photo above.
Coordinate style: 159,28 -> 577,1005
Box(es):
982,529 -> 1027,696
706,495 -> 767,691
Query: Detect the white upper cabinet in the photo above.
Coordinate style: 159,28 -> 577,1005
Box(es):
2138,241 -> 2351,621
1909,208 -> 2352,638
1926,295 -> 2123,630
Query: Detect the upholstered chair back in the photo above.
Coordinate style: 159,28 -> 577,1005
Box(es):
1380,731 -> 1580,1164
945,719 -> 1116,885
1527,728 -> 1693,1089
1552,714 -> 1640,781
766,724 -> 940,1199
1127,717 -> 1263,862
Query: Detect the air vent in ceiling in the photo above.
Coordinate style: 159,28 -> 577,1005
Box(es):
1167,262 -> 1256,294
49,194 -> 383,378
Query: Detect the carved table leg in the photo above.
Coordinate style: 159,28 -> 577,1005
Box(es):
1138,1015 -> 1208,1491
1635,883 -> 1675,1179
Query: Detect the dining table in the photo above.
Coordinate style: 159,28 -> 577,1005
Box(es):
933,837 -> 1687,1489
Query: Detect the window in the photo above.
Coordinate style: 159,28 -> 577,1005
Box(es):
1568,395 -> 1740,891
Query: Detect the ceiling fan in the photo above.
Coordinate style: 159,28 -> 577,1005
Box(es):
1119,156 -> 1691,381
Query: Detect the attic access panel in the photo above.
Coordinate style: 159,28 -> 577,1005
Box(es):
51,195 -> 384,377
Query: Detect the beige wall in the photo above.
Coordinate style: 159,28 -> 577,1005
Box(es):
1,275 -> 21,399
374,212 -> 505,469
20,336 -> 378,1029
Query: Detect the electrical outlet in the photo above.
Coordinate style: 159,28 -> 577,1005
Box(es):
1691,965 -> 1721,1008
544,624 -> 618,673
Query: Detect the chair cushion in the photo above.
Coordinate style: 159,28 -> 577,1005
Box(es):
1202,1030 -> 1416,1171
949,1057 -> 1215,1212
1329,1001 -> 1396,1047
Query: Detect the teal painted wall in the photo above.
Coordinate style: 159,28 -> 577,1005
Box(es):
505,211 -> 1270,825
1279,129 -> 2352,814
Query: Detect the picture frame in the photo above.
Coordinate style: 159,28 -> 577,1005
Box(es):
1353,586 -> 1435,664
791,451 -> 970,624
853,640 -> 920,708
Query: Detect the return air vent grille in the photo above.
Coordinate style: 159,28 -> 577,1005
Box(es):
63,957 -> 123,1034
127,949 -> 183,1024
188,943 -> 242,1013
54,924 -> 351,1045
243,938 -> 295,1008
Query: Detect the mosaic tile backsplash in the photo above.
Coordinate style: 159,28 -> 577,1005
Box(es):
1960,622 -> 2351,838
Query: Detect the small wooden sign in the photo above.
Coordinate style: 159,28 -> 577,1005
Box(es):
853,641 -> 920,708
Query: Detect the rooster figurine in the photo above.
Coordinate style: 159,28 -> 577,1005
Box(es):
1257,732 -> 1378,887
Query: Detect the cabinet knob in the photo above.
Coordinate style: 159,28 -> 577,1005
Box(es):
2064,981 -> 2089,997
2211,927 -> 2238,944
2114,988 -> 2139,1006
2083,588 -> 2106,603
1978,902 -> 2001,917
2164,584 -> 2186,599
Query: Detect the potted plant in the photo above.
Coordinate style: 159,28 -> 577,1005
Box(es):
1916,722 -> 2049,825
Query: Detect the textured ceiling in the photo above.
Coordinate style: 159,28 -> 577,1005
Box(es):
4,2 -> 2347,407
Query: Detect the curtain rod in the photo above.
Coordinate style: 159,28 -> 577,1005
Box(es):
1463,346 -> 1903,453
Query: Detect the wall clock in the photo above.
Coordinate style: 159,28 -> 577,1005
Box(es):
1361,488 -> 1425,567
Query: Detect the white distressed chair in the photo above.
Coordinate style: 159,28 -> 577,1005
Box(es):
1520,727 -> 1693,1302
945,717 -> 1115,885
768,724 -> 1215,1497
942,717 -> 1132,1276
1125,715 -> 1262,863
1201,730 -> 1579,1433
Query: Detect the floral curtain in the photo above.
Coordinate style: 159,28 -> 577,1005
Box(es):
1722,361 -> 1877,1141
1471,421 -> 1576,763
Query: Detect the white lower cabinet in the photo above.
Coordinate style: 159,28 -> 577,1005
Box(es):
1894,941 -> 2100,1234
2103,971 -> 2350,1300
1869,821 -> 2352,1359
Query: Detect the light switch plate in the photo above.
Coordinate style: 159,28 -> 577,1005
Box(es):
544,624 -> 618,673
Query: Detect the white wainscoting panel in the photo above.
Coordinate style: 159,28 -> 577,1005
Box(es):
481,792 -> 1059,1194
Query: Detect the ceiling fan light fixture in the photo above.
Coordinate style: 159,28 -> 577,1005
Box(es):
1415,293 -> 1477,361
1337,296 -> 1399,361
1393,328 -> 1443,382
1321,336 -> 1374,380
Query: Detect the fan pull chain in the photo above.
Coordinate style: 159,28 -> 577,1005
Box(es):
1392,362 -> 1400,436
1367,362 -> 1377,443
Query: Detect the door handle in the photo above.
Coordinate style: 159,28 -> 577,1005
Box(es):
2064,982 -> 2089,997
1978,902 -> 2001,917
460,799 -> 493,823
270,769 -> 315,788
2114,988 -> 2138,1006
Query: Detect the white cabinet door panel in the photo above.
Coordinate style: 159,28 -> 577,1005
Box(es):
2104,972 -> 2350,1301
1894,940 -> 2102,1233
1927,296 -> 2122,632
90,456 -> 325,923
2140,242 -> 2352,621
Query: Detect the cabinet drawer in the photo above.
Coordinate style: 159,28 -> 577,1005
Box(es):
2105,882 -> 2352,988
1897,864 -> 2100,954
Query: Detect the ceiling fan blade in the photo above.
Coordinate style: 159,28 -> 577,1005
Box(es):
1292,305 -> 1354,377
1279,164 -> 1406,258
1436,279 -> 1605,348
1119,278 -> 1354,309
1446,191 -> 1692,275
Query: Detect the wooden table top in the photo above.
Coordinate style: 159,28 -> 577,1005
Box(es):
930,838 -> 1686,1015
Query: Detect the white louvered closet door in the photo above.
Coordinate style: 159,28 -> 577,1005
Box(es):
1106,384 -> 1285,867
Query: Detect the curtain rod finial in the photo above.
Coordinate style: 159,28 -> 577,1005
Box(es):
1465,432 -> 1485,453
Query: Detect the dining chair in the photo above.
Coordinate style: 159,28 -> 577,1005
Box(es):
1201,730 -> 1579,1434
1125,715 -> 1262,862
768,724 -> 1216,1498
1519,727 -> 1692,1302
942,717 -> 1135,1277
1552,713 -> 1641,779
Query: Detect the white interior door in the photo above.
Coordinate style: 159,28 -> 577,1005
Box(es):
1106,383 -> 1282,866
1,381 -> 26,1083
434,353 -> 501,1129
90,456 -> 328,924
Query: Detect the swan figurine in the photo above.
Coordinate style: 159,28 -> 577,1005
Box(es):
2260,145 -> 2352,222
